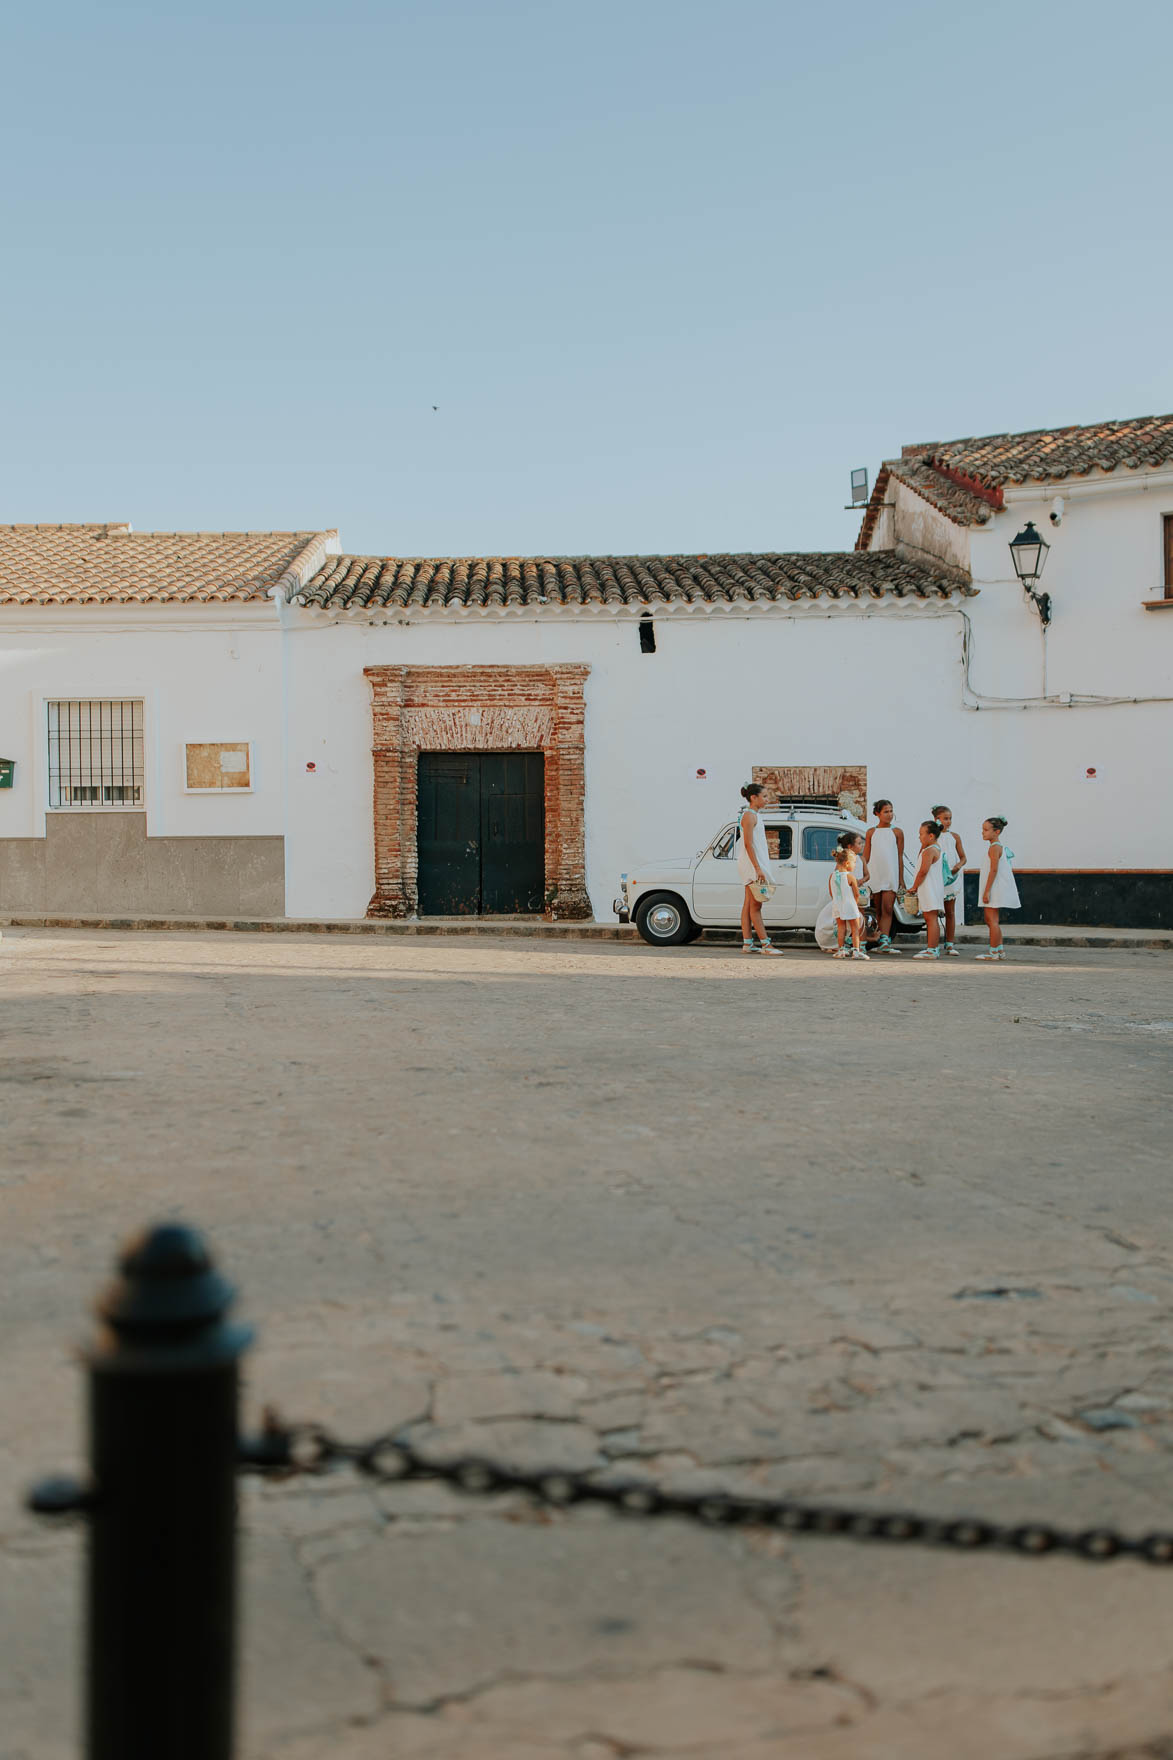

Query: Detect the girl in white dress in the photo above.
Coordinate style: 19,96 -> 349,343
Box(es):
977,815 -> 1020,961
932,803 -> 967,957
735,783 -> 781,956
815,831 -> 869,952
863,799 -> 905,955
910,819 -> 945,959
828,846 -> 869,960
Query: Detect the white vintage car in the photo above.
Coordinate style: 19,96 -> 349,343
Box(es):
614,803 -> 924,946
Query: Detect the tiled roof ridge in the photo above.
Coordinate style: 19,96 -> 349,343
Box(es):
271,530 -> 340,599
0,521 -> 128,534
924,462 -> 1005,508
301,547 -> 890,565
929,412 -> 1170,457
103,527 -> 321,538
1,523 -> 323,538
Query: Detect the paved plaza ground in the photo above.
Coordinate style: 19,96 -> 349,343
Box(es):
3,927 -> 1173,1760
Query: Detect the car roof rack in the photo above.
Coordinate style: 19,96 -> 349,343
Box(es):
767,797 -> 852,815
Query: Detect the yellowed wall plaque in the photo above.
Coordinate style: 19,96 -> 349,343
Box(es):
185,742 -> 252,791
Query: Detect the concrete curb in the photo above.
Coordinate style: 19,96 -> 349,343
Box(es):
0,914 -> 630,940
1,915 -> 1171,951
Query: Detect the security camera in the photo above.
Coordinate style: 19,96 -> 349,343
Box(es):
1049,497 -> 1065,527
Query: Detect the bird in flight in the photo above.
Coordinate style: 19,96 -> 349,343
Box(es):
432,405 -> 438,411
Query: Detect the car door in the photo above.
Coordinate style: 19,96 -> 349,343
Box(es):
796,822 -> 841,924
761,822 -> 798,924
690,824 -> 742,924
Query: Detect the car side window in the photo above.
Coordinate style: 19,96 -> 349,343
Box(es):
801,826 -> 840,863
765,826 -> 793,860
711,826 -> 735,859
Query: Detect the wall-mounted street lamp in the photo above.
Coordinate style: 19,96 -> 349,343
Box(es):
1009,521 -> 1052,625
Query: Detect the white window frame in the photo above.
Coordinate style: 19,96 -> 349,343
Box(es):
44,697 -> 147,812
182,740 -> 255,795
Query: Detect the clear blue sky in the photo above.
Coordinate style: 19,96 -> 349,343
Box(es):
3,0 -> 1169,557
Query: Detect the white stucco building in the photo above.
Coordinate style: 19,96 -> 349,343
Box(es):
1,411 -> 1170,927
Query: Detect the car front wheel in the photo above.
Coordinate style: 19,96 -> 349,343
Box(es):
634,892 -> 698,947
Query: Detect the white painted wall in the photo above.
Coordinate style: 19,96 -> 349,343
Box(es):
0,607 -> 284,840
279,606 -> 965,920
959,471 -> 1173,869
3,463 -> 1169,921
857,465 -> 1173,887
278,573 -> 1172,920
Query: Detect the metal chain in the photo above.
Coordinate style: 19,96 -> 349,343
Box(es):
242,1412 -> 1173,1567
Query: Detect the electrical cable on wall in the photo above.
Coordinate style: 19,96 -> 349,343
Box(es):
957,610 -> 1173,712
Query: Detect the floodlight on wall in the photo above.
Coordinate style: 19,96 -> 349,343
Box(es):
1008,521 -> 1052,625
844,467 -> 869,510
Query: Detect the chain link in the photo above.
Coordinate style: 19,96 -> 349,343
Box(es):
241,1412 -> 1173,1567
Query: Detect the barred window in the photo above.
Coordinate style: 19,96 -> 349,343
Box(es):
47,700 -> 144,809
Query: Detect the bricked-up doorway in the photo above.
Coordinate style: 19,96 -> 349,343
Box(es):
417,752 -> 545,915
365,665 -> 591,919
752,765 -> 867,819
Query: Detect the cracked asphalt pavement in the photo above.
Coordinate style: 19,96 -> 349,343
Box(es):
3,927 -> 1173,1759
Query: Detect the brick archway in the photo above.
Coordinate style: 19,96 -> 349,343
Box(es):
365,664 -> 591,919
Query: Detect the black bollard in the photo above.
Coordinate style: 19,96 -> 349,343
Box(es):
82,1223 -> 251,1760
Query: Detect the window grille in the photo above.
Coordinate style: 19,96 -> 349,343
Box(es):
47,700 -> 144,809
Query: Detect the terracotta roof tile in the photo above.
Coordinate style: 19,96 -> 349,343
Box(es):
857,412 -> 1173,548
0,524 -> 335,605
930,413 -> 1173,486
296,550 -> 972,614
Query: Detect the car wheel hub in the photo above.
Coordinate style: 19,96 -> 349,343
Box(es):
648,904 -> 680,936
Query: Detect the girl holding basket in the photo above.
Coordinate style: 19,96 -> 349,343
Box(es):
736,783 -> 781,956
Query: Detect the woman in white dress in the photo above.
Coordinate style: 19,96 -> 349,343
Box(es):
977,815 -> 1020,961
910,819 -> 946,959
863,799 -> 905,955
933,803 -> 967,957
735,783 -> 782,956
